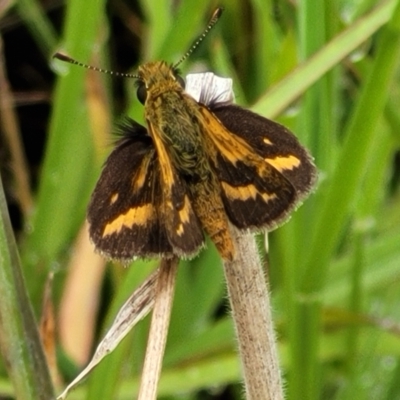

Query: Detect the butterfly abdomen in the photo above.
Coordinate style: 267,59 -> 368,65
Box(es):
189,178 -> 235,261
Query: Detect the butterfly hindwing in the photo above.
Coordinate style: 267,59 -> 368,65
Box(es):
163,174 -> 205,257
147,122 -> 205,258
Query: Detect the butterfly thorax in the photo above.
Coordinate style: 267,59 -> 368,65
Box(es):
140,62 -> 211,180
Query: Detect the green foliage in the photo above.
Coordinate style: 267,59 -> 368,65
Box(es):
1,0 -> 400,399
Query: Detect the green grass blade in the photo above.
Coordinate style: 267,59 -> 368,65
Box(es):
303,0 -> 400,291
154,1 -> 215,62
0,176 -> 54,399
23,0 -> 107,273
287,3 -> 328,397
252,0 -> 396,118
16,0 -> 58,56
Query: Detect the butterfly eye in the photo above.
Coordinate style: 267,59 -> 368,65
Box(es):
175,74 -> 185,89
136,82 -> 147,104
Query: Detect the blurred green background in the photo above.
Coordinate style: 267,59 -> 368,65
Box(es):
1,0 -> 400,399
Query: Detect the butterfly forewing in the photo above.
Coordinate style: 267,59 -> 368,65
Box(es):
211,103 -> 317,199
197,105 -> 310,231
212,151 -> 296,230
87,120 -> 174,260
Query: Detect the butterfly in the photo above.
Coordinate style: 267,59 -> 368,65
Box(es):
55,9 -> 316,262
85,61 -> 316,261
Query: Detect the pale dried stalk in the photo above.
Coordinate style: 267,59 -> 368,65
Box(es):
137,257 -> 179,400
223,229 -> 284,400
57,270 -> 158,400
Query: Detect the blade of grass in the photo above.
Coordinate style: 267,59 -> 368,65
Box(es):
58,267 -> 158,400
15,0 -> 58,56
140,0 -> 215,63
292,2 -> 400,398
324,246 -> 400,306
138,0 -> 171,61
385,358 -> 400,400
0,175 -> 54,399
248,0 -> 280,97
30,352 -> 242,400
163,318 -> 235,367
286,2 -> 342,398
344,121 -> 393,387
167,241 -> 224,349
303,0 -> 400,297
23,0 -> 107,281
252,0 -> 396,118
155,1 -> 215,62
156,353 -> 240,397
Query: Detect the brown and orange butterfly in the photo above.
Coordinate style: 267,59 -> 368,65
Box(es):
55,8 -> 316,262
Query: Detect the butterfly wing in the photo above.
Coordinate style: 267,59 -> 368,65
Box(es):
87,119 -> 203,260
198,104 -> 316,231
87,120 -> 204,260
212,103 -> 317,198
147,122 -> 205,258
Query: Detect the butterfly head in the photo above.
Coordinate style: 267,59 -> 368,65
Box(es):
136,61 -> 185,105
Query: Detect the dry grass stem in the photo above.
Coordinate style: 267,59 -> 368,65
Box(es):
137,257 -> 179,400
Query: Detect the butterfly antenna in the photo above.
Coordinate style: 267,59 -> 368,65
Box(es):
53,53 -> 139,79
173,7 -> 223,69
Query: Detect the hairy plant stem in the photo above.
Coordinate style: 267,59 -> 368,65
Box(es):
223,230 -> 284,400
